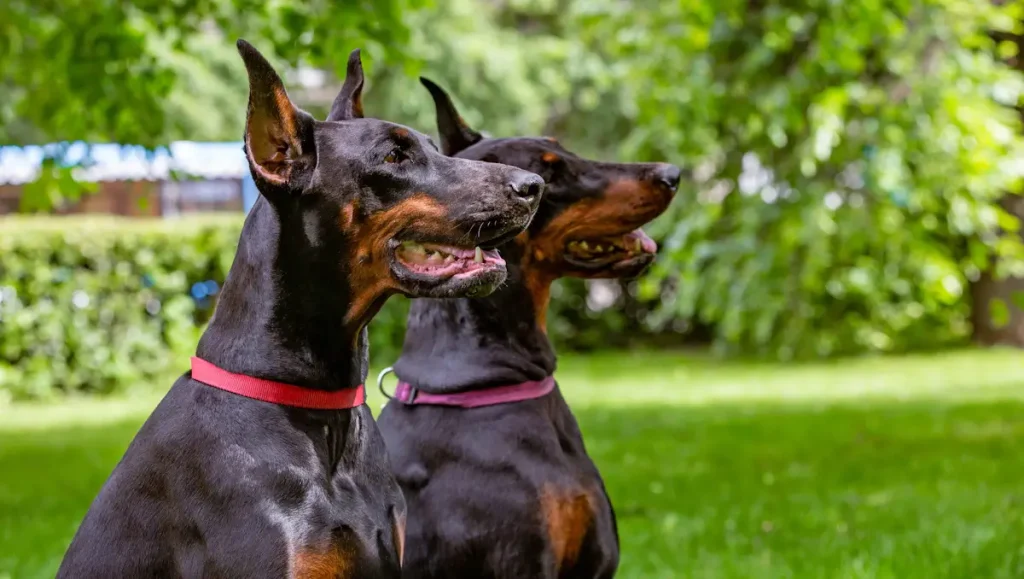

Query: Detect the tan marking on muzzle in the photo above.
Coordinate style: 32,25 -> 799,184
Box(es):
342,194 -> 453,329
517,178 -> 669,330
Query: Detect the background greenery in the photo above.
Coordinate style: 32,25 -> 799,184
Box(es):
5,4 -> 1024,577
0,218 -> 239,401
6,0 -> 1024,373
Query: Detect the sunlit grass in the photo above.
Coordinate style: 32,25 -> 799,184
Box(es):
2,349 -> 1023,578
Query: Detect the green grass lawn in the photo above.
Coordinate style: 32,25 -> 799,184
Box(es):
3,348 -> 1024,578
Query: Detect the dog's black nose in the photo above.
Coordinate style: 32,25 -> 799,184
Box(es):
655,164 -> 682,191
509,173 -> 545,201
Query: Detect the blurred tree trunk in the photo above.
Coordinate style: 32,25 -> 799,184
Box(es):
975,18 -> 1024,346
971,195 -> 1024,345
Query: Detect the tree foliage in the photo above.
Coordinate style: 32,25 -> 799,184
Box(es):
1,0 -> 431,211
0,0 -> 427,147
574,0 -> 1024,357
5,0 -> 1024,358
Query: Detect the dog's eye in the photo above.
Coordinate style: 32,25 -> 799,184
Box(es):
384,148 -> 407,164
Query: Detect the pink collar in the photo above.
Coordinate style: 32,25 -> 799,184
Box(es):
190,357 -> 366,410
393,375 -> 555,408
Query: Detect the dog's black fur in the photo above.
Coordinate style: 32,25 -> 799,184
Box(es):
376,79 -> 680,579
57,43 -> 542,579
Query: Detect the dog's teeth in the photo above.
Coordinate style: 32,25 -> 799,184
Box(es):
579,241 -> 589,250
474,247 -> 484,263
426,251 -> 444,264
594,244 -> 604,253
402,241 -> 425,255
568,241 -> 578,250
443,254 -> 455,264
635,238 -> 643,252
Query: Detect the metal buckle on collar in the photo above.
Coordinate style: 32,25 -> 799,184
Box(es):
377,366 -> 418,403
377,367 -> 395,400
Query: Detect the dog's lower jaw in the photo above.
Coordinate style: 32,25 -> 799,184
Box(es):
390,260 -> 509,300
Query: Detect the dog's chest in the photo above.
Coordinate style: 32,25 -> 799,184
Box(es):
390,408 -> 617,576
261,480 -> 354,578
227,432 -> 404,578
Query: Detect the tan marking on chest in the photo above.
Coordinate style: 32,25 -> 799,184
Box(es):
392,510 -> 407,566
539,485 -> 596,572
292,543 -> 354,578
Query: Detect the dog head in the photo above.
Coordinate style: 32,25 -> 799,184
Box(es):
237,42 -> 544,328
421,78 -> 679,284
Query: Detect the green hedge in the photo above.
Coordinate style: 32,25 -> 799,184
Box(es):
0,217 -> 652,402
0,217 -> 242,401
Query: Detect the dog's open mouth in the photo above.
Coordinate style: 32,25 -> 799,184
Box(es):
395,240 -> 505,280
563,229 -> 657,272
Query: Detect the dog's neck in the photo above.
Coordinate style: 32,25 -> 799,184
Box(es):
197,197 -> 373,391
394,241 -> 557,393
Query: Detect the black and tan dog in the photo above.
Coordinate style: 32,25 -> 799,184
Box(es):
57,43 -> 542,579
376,79 -> 680,578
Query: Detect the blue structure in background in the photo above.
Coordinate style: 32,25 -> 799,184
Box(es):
0,141 -> 252,199
0,140 -> 262,216
242,172 -> 258,213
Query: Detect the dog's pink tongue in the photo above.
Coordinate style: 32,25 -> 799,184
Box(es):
482,248 -> 504,265
630,229 -> 657,254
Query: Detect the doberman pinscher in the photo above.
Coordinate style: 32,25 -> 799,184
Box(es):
376,79 -> 680,579
57,43 -> 543,579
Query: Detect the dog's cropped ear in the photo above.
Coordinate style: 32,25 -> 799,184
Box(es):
326,50 -> 365,122
420,78 -> 483,156
236,39 -> 316,191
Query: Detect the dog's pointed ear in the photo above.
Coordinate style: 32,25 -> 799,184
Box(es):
326,49 -> 365,122
236,39 -> 316,190
420,78 -> 483,156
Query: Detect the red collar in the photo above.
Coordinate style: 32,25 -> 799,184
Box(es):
392,375 -> 555,408
190,357 -> 366,410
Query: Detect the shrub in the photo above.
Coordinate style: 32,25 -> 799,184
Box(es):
0,217 -> 243,401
